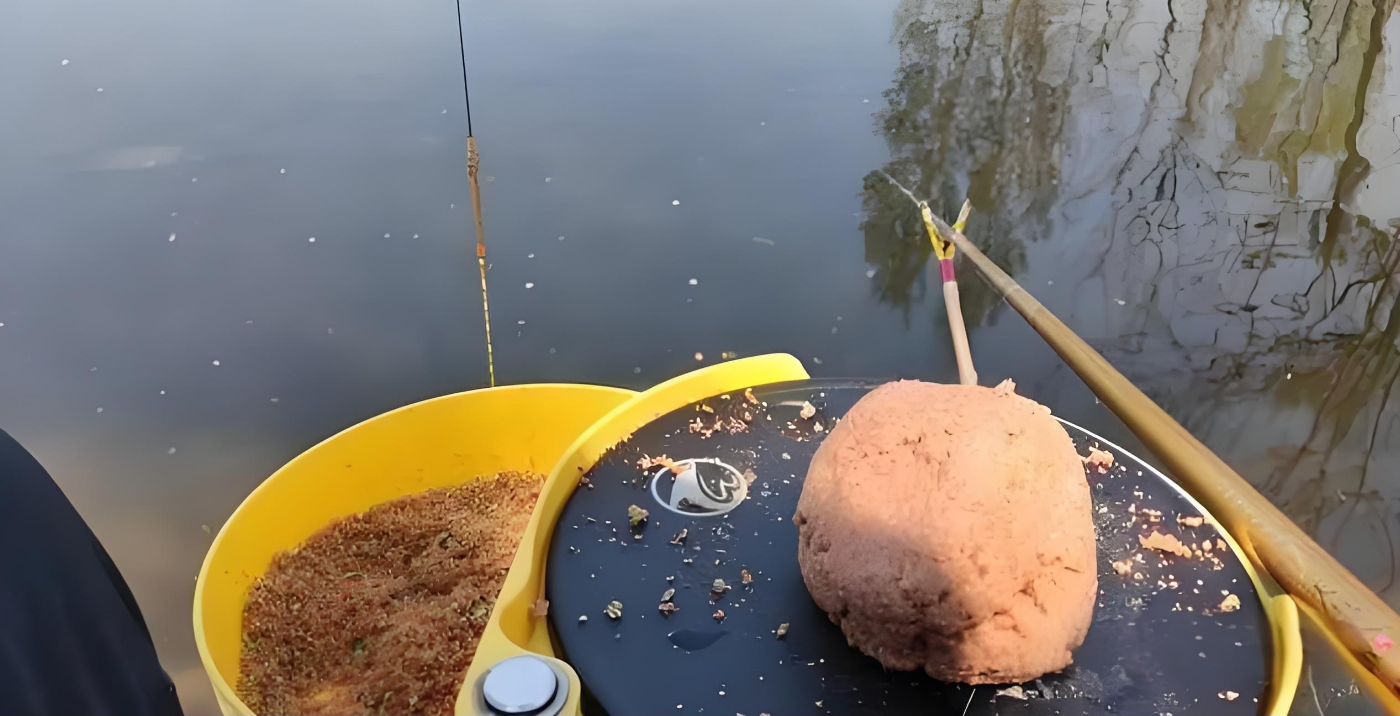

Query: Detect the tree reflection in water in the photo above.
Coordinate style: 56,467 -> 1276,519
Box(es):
863,0 -> 1400,620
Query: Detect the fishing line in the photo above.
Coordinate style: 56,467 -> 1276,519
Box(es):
455,0 -> 474,137
455,0 -> 494,386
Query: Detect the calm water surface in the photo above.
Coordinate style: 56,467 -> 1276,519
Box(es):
2,0 -> 1397,712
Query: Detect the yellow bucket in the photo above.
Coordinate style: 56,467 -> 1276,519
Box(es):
192,383 -> 635,716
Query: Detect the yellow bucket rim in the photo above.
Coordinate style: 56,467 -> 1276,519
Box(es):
192,382 -> 635,715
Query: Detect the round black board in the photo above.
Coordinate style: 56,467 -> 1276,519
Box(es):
546,380 -> 1271,715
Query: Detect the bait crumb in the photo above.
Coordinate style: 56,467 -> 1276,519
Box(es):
1112,559 -> 1133,576
800,402 -> 817,419
712,578 -> 731,594
713,609 -> 726,622
670,529 -> 688,545
605,600 -> 623,619
627,504 -> 649,528
1219,691 -> 1239,701
578,615 -> 587,623
741,569 -> 753,584
1140,530 -> 1192,558
661,588 -> 676,602
1219,594 -> 1241,612
659,602 -> 679,617
638,454 -> 682,474
745,388 -> 759,405
1082,447 -> 1115,473
776,623 -> 789,639
1177,515 -> 1205,528
237,472 -> 544,716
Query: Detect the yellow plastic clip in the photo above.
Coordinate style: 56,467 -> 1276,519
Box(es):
920,201 -> 955,261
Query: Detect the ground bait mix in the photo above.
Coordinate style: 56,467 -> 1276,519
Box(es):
238,471 -> 544,715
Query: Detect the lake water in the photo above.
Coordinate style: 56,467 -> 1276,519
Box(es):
2,0 -> 1397,712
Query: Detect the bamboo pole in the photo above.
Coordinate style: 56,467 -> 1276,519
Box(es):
918,206 -> 1400,695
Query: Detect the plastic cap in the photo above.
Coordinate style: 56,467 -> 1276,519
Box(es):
482,655 -> 558,714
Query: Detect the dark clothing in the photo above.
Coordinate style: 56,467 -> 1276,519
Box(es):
0,429 -> 183,716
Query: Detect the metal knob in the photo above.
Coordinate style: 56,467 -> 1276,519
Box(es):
482,655 -> 559,714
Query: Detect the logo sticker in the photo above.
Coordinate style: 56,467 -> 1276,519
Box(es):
648,458 -> 748,517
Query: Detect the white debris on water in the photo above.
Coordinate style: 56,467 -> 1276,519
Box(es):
413,234 -> 419,238
672,200 -> 680,206
694,352 -> 704,361
279,168 -> 286,174
633,367 -> 642,374
442,109 -> 447,114
308,237 -> 315,243
545,177 -> 552,182
191,177 -> 198,183
866,268 -> 877,278
759,121 -> 766,126
167,447 -> 177,455
558,235 -> 565,241
1115,299 -> 1126,305
384,233 -> 390,238
96,87 -> 103,92
518,320 -> 526,325
168,233 -> 176,242
753,237 -> 774,245
863,98 -> 870,103
270,397 -> 279,403
528,253 -> 535,258
211,360 -> 221,366
61,59 -> 69,66
688,278 -> 698,285
525,282 -> 534,288
159,390 -> 165,395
